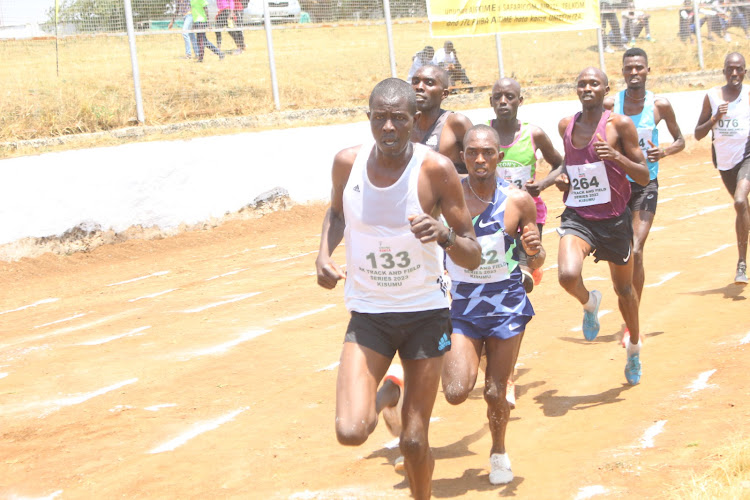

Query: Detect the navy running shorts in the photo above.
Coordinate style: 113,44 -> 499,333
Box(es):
452,314 -> 531,340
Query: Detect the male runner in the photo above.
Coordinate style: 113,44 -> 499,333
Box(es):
441,125 -> 544,485
604,47 -> 685,344
556,67 -> 649,385
694,52 -> 750,284
411,65 -> 473,174
315,78 -> 481,500
489,77 -> 563,291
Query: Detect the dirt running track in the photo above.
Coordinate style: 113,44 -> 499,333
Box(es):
1,141 -> 749,500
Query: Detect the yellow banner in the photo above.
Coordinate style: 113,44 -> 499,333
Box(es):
428,0 -> 601,37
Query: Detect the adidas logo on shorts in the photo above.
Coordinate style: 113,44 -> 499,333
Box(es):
438,333 -> 451,351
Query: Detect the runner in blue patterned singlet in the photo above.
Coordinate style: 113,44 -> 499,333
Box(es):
441,125 -> 545,486
604,47 -> 685,346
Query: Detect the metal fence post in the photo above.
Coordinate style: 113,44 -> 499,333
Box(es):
494,33 -> 504,79
123,0 -> 145,123
383,0 -> 397,78
263,0 -> 281,110
597,27 -> 605,73
693,0 -> 704,70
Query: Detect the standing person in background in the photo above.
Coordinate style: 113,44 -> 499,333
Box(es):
191,0 -> 225,62
600,0 -> 626,53
678,0 -> 695,43
406,46 -> 435,82
621,1 -> 654,45
432,41 -> 471,86
694,52 -> 750,284
215,0 -> 246,54
170,0 -> 198,59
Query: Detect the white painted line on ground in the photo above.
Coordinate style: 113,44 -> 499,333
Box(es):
657,198 -> 673,205
542,227 -> 558,235
77,326 -> 151,346
674,187 -> 721,199
640,420 -> 667,448
316,361 -> 340,372
14,490 -> 64,500
667,174 -> 685,179
584,276 -> 607,281
695,244 -> 732,259
108,405 -> 134,413
575,485 -> 609,500
570,310 -> 612,332
37,378 -> 138,417
205,268 -> 250,281
384,437 -> 400,449
180,292 -> 261,313
33,312 -> 87,329
543,264 -> 558,271
740,331 -> 750,345
682,369 -> 717,396
106,271 -> 169,287
181,329 -> 270,359
270,250 -> 317,263
0,372 -> 7,379
148,407 -> 248,454
645,272 -> 680,288
659,183 -> 686,190
260,244 -> 276,249
0,298 -> 59,316
290,487 -> 402,499
128,288 -> 179,302
277,304 -> 336,323
144,403 -> 177,412
650,226 -> 665,232
677,203 -> 731,221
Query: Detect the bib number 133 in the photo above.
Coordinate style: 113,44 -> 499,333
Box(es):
366,251 -> 411,269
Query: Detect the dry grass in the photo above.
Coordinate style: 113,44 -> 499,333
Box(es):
2,7 -> 750,144
667,435 -> 750,500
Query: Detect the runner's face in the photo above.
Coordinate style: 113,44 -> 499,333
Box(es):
463,132 -> 499,181
724,58 -> 746,88
490,82 -> 521,120
622,56 -> 649,89
368,95 -> 415,157
576,70 -> 608,107
412,67 -> 446,112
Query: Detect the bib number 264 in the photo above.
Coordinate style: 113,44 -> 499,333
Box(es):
571,176 -> 600,190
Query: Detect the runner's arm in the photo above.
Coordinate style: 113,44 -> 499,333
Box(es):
507,189 -> 545,270
650,98 -> 685,162
694,93 -> 725,141
596,115 -> 649,185
315,148 -> 356,289
526,126 -> 564,196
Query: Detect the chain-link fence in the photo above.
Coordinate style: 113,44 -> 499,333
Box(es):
0,0 -> 749,142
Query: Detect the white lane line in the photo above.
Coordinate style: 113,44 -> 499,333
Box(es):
645,272 -> 680,288
740,332 -> 750,345
657,198 -> 673,205
0,373 -> 7,379
260,244 -> 276,249
659,183 -> 685,190
383,418 -> 441,449
575,485 -> 610,499
16,490 -> 64,500
128,288 -> 179,302
271,250 -> 317,263
640,420 -> 667,448
277,304 -> 336,323
682,369 -> 717,397
674,187 -> 721,199
205,268 -> 250,281
695,244 -> 732,259
677,204 -> 731,220
148,407 -> 248,454
316,362 -> 340,372
650,226 -> 665,232
181,329 -> 271,359
542,227 -> 558,235
570,310 -> 612,332
543,264 -> 558,271
36,378 -> 138,417
144,403 -> 177,412
584,276 -> 607,281
667,174 -> 685,179
106,271 -> 169,287
77,326 -> 151,346
180,292 -> 261,313
0,298 -> 59,316
33,312 -> 87,329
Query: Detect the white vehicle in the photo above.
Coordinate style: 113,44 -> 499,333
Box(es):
243,0 -> 302,24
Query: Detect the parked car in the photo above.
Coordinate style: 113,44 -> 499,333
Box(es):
243,0 -> 302,24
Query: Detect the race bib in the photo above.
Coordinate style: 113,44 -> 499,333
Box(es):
637,128 -> 653,153
498,164 -> 532,189
565,161 -> 611,207
446,232 -> 509,283
349,232 -> 426,291
713,113 -> 750,139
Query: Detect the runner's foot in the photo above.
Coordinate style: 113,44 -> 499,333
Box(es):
532,267 -> 543,286
582,290 -> 602,341
735,262 -> 748,284
625,352 -> 642,385
489,453 -> 513,485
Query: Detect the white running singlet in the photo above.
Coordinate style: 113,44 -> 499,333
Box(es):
708,84 -> 750,171
342,142 -> 450,313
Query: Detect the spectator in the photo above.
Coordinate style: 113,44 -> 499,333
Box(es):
406,45 -> 434,81
622,1 -> 653,45
432,41 -> 471,86
169,0 -> 198,59
678,0 -> 695,42
700,0 -> 730,41
215,0 -> 246,54
600,0 -> 627,53
728,0 -> 750,39
191,0 -> 225,62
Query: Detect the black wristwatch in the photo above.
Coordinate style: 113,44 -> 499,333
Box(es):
438,228 -> 456,249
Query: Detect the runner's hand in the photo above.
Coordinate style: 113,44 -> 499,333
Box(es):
525,179 -> 542,197
594,133 -> 618,161
520,226 -> 542,256
715,101 -> 729,120
646,139 -> 663,163
408,214 -> 447,244
316,257 -> 346,289
555,173 -> 570,192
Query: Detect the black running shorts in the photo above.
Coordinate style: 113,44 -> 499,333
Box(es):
344,308 -> 452,360
719,156 -> 750,196
628,179 -> 659,214
558,207 -> 634,265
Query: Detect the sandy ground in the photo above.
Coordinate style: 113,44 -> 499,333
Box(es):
0,140 -> 749,500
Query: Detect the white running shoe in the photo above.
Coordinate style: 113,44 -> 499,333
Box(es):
489,453 -> 513,485
381,364 -> 404,437
735,262 -> 748,284
394,456 -> 405,472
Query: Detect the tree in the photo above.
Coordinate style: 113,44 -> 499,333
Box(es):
47,0 -> 173,33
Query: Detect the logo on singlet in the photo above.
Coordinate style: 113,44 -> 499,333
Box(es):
353,184 -> 360,193
426,134 -> 438,147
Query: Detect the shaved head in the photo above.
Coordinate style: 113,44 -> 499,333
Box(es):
369,78 -> 417,115
416,64 -> 451,89
725,52 -> 746,67
464,124 -> 501,147
578,66 -> 608,86
492,77 -> 521,95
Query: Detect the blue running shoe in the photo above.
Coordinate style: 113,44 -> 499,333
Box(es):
582,290 -> 602,341
625,353 -> 641,385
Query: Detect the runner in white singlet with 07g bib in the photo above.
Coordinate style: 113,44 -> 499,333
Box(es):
695,52 -> 750,284
315,78 -> 481,500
